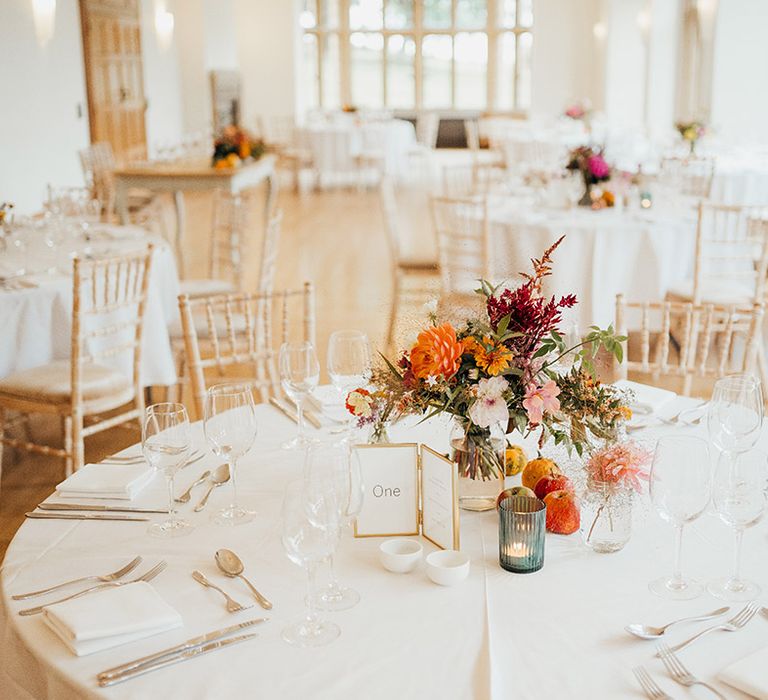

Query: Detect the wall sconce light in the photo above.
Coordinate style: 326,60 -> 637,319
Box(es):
32,0 -> 56,47
592,22 -> 607,41
636,9 -> 651,37
155,7 -> 175,49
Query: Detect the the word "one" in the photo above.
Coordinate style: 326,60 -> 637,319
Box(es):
372,484 -> 401,498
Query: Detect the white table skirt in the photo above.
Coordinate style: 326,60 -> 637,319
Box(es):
0,226 -> 179,387
1,403 -> 765,698
488,204 -> 698,329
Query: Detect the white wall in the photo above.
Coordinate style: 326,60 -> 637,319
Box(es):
711,0 -> 768,145
0,0 -> 89,214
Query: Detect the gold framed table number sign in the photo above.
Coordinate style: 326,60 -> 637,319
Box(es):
353,443 -> 460,550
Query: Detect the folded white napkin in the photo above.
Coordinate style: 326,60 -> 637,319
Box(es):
613,380 -> 677,415
42,581 -> 182,656
56,463 -> 154,500
718,644 -> 768,699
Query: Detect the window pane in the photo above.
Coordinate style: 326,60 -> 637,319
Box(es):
496,32 -> 515,110
300,0 -> 317,29
422,34 -> 452,107
301,33 -> 319,110
349,0 -> 383,30
386,34 -> 415,108
320,0 -> 340,28
456,0 -> 486,28
351,32 -> 384,107
499,0 -> 516,27
517,31 -> 533,110
321,33 -> 341,109
454,32 -> 486,109
423,0 -> 451,28
385,0 -> 412,28
518,0 -> 533,27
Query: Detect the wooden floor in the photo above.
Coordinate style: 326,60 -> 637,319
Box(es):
0,159 -> 446,558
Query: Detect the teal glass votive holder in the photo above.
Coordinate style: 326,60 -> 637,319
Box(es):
498,496 -> 546,573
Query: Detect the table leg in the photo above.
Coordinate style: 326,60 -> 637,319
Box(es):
173,190 -> 186,278
264,172 -> 275,225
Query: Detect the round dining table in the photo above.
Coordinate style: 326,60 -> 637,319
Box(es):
1,399 -> 766,699
0,224 -> 179,387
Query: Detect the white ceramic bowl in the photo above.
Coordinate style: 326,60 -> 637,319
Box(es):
379,539 -> 423,573
425,550 -> 470,586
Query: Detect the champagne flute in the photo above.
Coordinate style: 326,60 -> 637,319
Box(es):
327,330 -> 372,431
648,435 -> 711,599
708,450 -> 768,601
142,403 -> 192,538
203,383 -> 257,526
279,341 -> 320,450
304,441 -> 364,611
281,480 -> 341,647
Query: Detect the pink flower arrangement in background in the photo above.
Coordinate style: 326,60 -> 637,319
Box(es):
587,154 -> 610,180
564,101 -> 592,121
586,441 -> 651,492
522,380 -> 561,425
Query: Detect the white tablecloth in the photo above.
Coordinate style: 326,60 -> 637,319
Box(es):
298,118 -> 416,180
488,202 -> 698,328
1,403 -> 766,698
0,225 -> 179,386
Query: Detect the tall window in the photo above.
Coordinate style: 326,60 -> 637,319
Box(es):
300,0 -> 533,112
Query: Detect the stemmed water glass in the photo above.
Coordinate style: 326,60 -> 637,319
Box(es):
327,330 -> 372,432
142,403 -> 193,538
707,374 -> 763,460
708,450 -> 768,600
281,480 -> 341,647
279,341 -> 320,449
648,435 -> 712,599
304,441 -> 364,610
203,383 -> 258,525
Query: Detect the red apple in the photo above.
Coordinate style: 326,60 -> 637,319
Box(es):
543,490 -> 580,534
534,474 -> 573,501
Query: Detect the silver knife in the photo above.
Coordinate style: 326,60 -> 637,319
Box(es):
97,618 -> 267,681
25,511 -> 149,522
38,503 -> 167,514
269,397 -> 322,429
98,632 -> 259,686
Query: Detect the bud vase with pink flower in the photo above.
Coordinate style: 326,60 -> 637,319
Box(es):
566,146 -> 611,206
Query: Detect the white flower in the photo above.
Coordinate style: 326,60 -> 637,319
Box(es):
468,376 -> 510,429
422,298 -> 438,315
425,375 -> 439,387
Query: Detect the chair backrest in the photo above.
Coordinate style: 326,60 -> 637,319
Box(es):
178,283 -> 316,417
257,209 -> 283,296
209,189 -> 259,290
691,202 -> 768,304
79,142 -> 118,216
71,246 -> 154,411
442,165 -> 476,198
502,139 -> 560,175
659,156 -> 715,200
263,115 -> 297,148
431,195 -> 489,297
379,176 -> 403,263
416,112 -> 440,149
615,293 -> 763,394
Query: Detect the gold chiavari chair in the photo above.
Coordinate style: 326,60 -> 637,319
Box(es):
0,247 -> 153,479
178,284 -> 316,419
659,155 -> 715,201
615,294 -> 765,396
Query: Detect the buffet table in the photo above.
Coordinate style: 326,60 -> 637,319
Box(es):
1,402 -> 765,699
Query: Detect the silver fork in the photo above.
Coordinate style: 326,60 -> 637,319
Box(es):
633,666 -> 674,699
191,571 -> 251,613
12,556 -> 142,600
657,643 -> 728,699
18,561 -> 167,616
666,602 -> 760,654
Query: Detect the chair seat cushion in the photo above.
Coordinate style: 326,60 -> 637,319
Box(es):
0,361 -> 132,406
399,257 -> 439,272
180,279 -> 237,298
666,279 -> 756,306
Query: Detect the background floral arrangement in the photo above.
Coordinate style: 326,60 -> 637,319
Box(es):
675,120 -> 707,144
348,237 -> 630,479
566,146 -> 611,185
212,125 -> 266,168
564,101 -> 592,121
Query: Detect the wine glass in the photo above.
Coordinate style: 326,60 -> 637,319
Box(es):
142,403 -> 193,538
707,374 -> 763,457
279,341 -> 320,450
281,480 -> 340,647
648,435 -> 712,599
203,383 -> 257,525
304,441 -> 364,611
327,330 -> 372,430
707,450 -> 768,601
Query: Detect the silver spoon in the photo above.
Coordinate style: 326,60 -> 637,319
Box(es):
215,549 -> 273,610
625,606 -> 730,639
175,470 -> 211,504
193,464 -> 230,512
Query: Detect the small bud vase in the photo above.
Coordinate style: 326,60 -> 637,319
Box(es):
579,478 -> 633,553
451,421 -> 505,512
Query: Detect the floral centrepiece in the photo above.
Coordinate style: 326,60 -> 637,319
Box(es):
212,125 -> 266,168
675,120 -> 706,154
566,146 -> 612,206
564,101 -> 592,122
348,237 -> 629,510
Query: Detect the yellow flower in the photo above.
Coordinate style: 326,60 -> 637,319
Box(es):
463,335 -> 513,376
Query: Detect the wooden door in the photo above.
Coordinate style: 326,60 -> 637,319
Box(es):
80,0 -> 147,164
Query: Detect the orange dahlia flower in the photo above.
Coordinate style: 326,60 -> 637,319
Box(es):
410,323 -> 464,381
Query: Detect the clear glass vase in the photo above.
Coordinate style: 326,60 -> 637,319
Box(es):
580,479 -> 633,553
450,421 -> 505,512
